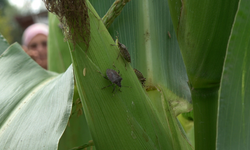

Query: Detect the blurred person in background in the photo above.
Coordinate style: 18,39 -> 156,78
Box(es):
22,23 -> 48,69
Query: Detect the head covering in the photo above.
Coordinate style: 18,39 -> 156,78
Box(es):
22,23 -> 49,46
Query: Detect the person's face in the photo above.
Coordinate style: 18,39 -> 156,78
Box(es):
27,34 -> 47,69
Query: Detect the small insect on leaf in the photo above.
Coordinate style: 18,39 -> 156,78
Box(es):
97,64 -> 130,96
117,41 -> 131,63
134,68 -> 146,87
111,35 -> 131,69
83,68 -> 86,76
168,31 -> 171,38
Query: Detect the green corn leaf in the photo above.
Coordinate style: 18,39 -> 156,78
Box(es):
217,0 -> 250,149
68,0 -> 193,149
0,40 -> 74,149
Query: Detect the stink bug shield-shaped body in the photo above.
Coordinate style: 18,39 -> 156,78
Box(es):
106,69 -> 122,88
98,68 -> 123,95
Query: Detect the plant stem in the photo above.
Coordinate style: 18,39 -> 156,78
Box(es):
191,87 -> 219,150
102,0 -> 131,28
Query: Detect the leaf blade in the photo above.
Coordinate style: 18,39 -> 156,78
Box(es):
217,0 -> 250,149
0,43 -> 74,150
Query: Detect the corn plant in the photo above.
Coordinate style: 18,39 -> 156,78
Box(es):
0,0 -> 250,150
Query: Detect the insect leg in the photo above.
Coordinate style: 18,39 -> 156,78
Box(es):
97,70 -> 109,80
116,50 -> 121,60
110,43 -> 121,60
112,63 -> 117,69
102,84 -> 113,89
112,85 -> 119,96
124,59 -> 127,70
112,84 -> 116,93
112,64 -> 121,75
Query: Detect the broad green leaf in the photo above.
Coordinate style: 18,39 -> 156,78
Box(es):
0,42 -> 74,149
69,0 -> 193,149
217,0 -> 250,149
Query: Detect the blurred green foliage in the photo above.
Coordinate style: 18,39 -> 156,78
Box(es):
0,1 -> 23,44
0,11 -> 12,43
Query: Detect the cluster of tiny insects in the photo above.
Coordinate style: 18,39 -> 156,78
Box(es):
98,37 -> 146,96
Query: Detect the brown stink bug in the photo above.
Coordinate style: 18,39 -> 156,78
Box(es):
134,68 -> 146,87
98,64 -> 130,95
117,41 -> 131,62
111,36 -> 131,69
